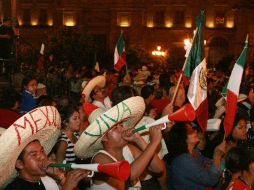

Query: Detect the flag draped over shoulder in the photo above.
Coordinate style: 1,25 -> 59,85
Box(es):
224,35 -> 248,136
114,33 -> 126,71
184,10 -> 208,131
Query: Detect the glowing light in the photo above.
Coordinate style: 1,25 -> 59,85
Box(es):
18,19 -> 23,26
147,21 -> 154,28
184,39 -> 191,46
48,20 -> 53,26
119,21 -> 130,27
64,20 -> 75,26
207,21 -> 214,28
226,20 -> 234,28
31,20 -> 38,26
152,46 -> 166,57
165,21 -> 173,28
185,21 -> 192,28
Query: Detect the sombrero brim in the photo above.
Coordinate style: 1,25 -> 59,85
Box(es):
0,106 -> 61,187
74,96 -> 145,159
81,75 -> 106,102
0,127 -> 6,136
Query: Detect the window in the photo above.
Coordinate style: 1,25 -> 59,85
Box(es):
63,11 -> 76,26
117,12 -> 131,27
23,9 -> 31,25
154,11 -> 165,27
174,10 -> 185,27
39,9 -> 48,26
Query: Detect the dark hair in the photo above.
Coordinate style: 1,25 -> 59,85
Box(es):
141,85 -> 154,99
21,74 -> 37,91
37,95 -> 56,107
223,147 -> 243,189
0,87 -> 20,109
239,142 -> 254,171
61,105 -> 79,128
164,122 -> 189,164
225,147 -> 242,174
226,112 -> 247,143
111,85 -> 136,106
250,107 -> 254,122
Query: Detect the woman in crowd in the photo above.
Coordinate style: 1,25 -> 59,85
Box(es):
56,105 -> 81,164
166,122 -> 225,190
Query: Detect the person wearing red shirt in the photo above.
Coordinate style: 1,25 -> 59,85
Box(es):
0,87 -> 20,128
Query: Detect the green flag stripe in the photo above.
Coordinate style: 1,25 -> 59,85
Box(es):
117,34 -> 125,55
236,42 -> 248,68
184,10 -> 205,78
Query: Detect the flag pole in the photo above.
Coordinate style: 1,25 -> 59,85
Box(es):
171,27 -> 198,105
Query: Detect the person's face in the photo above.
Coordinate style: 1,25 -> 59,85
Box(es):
197,131 -> 206,151
148,108 -> 157,119
104,123 -> 126,146
186,125 -> 199,147
68,111 -> 81,132
93,86 -> 107,100
232,119 -> 247,141
16,141 -> 48,178
25,79 -> 38,94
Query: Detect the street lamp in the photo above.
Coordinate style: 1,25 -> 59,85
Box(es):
152,46 -> 166,57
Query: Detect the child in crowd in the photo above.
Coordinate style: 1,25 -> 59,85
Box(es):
20,75 -> 38,114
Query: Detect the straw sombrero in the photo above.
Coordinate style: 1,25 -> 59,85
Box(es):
0,127 -> 6,136
81,75 -> 106,102
74,96 -> 145,159
0,106 -> 61,187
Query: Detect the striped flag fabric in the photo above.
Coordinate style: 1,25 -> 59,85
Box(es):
184,10 -> 208,131
114,33 -> 127,71
224,35 -> 248,136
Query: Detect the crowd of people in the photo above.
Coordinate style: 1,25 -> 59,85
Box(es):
1,42 -> 254,190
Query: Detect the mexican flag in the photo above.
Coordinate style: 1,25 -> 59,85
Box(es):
224,35 -> 248,136
184,10 -> 208,131
114,33 -> 127,71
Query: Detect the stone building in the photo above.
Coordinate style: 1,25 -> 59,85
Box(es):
1,0 -> 254,69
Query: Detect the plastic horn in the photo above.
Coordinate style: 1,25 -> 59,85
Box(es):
49,160 -> 131,181
132,103 -> 196,134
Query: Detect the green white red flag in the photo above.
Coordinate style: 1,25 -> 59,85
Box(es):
184,10 -> 208,131
224,35 -> 248,136
114,33 -> 127,71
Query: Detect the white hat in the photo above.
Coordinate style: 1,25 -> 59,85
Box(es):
207,118 -> 221,132
74,96 -> 145,159
81,75 -> 106,102
0,106 -> 61,187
